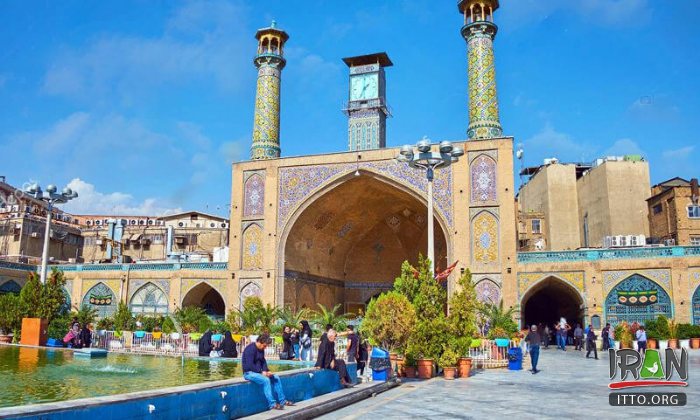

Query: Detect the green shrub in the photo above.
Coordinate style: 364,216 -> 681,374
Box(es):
96,316 -> 115,331
438,347 -> 459,368
161,316 -> 176,334
676,323 -> 694,340
173,306 -> 208,333
360,291 -> 415,353
74,304 -> 98,327
211,320 -> 230,333
656,315 -> 670,339
0,293 -> 23,334
47,315 -> 70,340
113,302 -> 135,331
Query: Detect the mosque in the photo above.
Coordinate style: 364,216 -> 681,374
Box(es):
2,1 -> 700,329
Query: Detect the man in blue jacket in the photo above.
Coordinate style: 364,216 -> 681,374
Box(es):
242,333 -> 294,411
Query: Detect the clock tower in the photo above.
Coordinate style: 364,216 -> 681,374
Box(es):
343,53 -> 393,151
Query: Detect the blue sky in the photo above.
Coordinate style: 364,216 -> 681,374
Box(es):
1,0 -> 698,216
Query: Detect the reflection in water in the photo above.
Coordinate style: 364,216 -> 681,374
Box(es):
0,346 -> 296,408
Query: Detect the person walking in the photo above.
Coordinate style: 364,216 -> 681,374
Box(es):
542,324 -> 550,349
585,325 -> 598,359
558,321 -> 571,351
242,333 -> 294,411
524,325 -> 541,374
601,323 -> 611,351
636,326 -> 647,353
299,320 -> 313,361
573,324 -> 583,351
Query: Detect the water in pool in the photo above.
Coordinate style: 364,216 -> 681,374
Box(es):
0,345 -> 297,408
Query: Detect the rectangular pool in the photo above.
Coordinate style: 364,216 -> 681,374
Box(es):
0,345 -> 302,408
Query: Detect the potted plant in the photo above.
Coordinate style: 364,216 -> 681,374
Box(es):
403,349 -> 417,378
667,319 -> 679,349
691,325 -> 700,349
614,323 -> 633,349
676,323 -> 692,349
656,315 -> 670,350
439,348 -> 459,380
490,327 -> 510,347
644,318 -> 658,349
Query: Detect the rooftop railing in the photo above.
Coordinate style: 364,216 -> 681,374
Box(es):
0,260 -> 228,272
517,246 -> 700,264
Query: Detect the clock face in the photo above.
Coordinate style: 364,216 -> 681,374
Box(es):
350,73 -> 379,100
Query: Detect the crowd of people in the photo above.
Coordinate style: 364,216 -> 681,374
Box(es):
241,321 -> 368,412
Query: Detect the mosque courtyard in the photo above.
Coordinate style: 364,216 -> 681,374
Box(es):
319,349 -> 700,419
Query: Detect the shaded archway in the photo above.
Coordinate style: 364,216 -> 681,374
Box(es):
281,171 -> 449,312
182,282 -> 225,319
521,277 -> 584,328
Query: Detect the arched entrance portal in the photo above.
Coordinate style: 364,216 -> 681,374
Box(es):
282,172 -> 449,313
521,277 -> 584,328
182,283 -> 226,319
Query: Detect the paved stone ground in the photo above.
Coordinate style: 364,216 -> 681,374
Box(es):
318,348 -> 700,419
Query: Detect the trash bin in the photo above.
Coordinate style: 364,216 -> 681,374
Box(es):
370,347 -> 391,381
507,347 -> 523,371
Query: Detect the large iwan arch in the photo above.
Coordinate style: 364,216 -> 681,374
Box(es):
521,276 -> 584,328
278,171 -> 450,312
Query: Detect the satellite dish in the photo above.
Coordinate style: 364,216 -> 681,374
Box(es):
516,149 -> 524,159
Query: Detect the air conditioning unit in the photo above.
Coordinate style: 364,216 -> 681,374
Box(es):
130,219 -> 137,225
95,220 -> 101,225
619,235 -> 628,247
30,232 -> 39,238
0,208 -> 7,213
96,239 -> 104,245
664,238 -> 676,246
221,222 -> 227,228
11,205 -> 19,212
175,236 -> 186,244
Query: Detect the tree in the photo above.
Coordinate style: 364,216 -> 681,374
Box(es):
19,272 -> 42,318
173,306 -> 208,334
0,293 -> 23,334
39,269 -> 68,323
360,291 -> 415,353
448,270 -> 479,336
228,296 -> 265,335
74,304 -> 98,327
479,300 -> 518,337
113,302 -> 135,331
313,303 -> 352,331
278,306 -> 309,329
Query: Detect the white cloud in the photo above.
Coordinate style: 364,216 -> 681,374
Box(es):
604,138 -> 645,157
500,0 -> 651,30
662,146 -> 695,160
62,178 -> 181,216
42,0 -> 251,102
523,122 -> 592,163
628,94 -> 680,121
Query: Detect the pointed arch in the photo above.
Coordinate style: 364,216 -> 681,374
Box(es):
241,223 -> 263,270
471,210 -> 499,264
692,285 -> 700,325
475,278 -> 501,304
129,282 -> 169,315
0,280 -> 22,294
243,172 -> 265,217
240,281 -> 262,309
470,154 -> 497,203
605,274 -> 673,326
182,282 -> 226,318
82,282 -> 118,318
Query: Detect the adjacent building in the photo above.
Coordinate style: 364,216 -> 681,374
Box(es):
647,177 -> 700,246
518,157 -> 651,250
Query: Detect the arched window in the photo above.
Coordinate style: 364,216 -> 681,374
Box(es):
0,280 -> 22,294
129,283 -> 169,315
81,283 -> 117,318
692,285 -> 700,325
605,274 -> 672,326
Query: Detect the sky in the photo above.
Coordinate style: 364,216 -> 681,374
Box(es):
0,0 -> 698,216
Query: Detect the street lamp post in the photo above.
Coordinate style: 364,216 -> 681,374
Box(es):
25,183 -> 78,284
397,138 -> 464,274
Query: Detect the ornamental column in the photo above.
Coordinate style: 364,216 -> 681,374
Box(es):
459,1 -> 503,140
250,21 -> 289,160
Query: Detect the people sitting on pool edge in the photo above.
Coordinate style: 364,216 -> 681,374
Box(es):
242,333 -> 295,411
316,329 -> 353,388
220,331 -> 238,358
63,321 -> 92,349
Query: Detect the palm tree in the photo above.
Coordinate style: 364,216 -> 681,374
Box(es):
256,304 -> 279,333
278,306 -> 309,329
312,303 -> 352,332
478,300 -> 517,335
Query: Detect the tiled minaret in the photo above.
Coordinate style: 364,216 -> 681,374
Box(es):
459,1 -> 503,140
250,21 -> 288,160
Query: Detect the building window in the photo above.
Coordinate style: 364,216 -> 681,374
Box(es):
652,204 -> 662,214
688,205 -> 700,219
531,219 -> 541,234
691,236 -> 700,246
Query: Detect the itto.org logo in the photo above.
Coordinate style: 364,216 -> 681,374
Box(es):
608,348 -> 688,406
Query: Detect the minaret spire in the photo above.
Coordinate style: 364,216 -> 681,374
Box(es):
250,21 -> 289,160
459,0 -> 503,140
